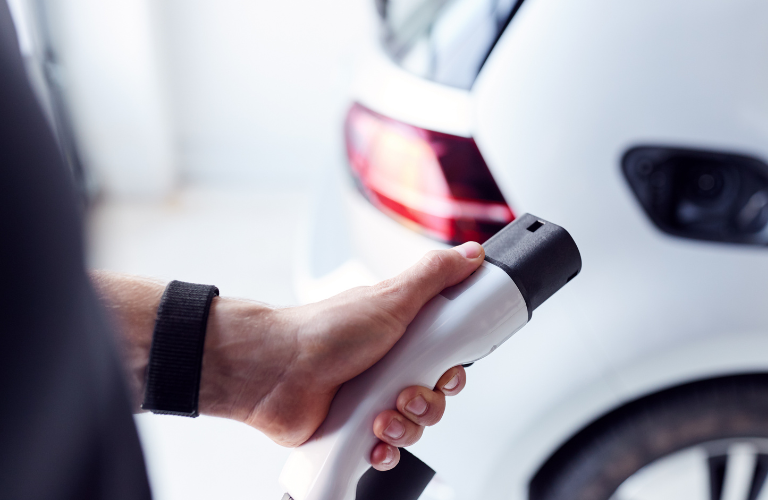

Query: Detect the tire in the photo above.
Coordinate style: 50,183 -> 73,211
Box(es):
529,374 -> 768,500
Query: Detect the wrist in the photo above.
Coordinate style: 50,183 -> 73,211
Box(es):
198,297 -> 298,424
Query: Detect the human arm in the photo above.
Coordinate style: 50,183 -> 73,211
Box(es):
90,241 -> 484,470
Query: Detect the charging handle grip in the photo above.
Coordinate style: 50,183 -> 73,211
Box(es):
279,262 -> 529,500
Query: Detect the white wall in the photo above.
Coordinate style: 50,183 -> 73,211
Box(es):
48,0 -> 178,199
46,0 -> 377,197
154,0 -> 377,187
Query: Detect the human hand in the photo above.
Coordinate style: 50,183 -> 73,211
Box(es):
199,241 -> 485,470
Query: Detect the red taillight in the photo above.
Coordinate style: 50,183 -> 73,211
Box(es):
344,103 -> 514,244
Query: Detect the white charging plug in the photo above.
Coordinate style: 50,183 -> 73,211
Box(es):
280,214 -> 582,500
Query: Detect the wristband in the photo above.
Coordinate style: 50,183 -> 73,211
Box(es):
141,280 -> 219,417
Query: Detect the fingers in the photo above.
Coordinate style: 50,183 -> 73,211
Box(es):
435,365 -> 466,396
370,367 -> 468,470
373,409 -> 424,448
370,441 -> 400,471
374,242 -> 486,326
396,385 -> 446,426
372,369 -> 465,445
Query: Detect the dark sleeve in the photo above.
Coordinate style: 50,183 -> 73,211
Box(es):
0,2 -> 152,500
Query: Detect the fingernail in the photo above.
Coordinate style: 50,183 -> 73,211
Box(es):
453,241 -> 482,259
443,373 -> 460,391
384,419 -> 405,440
382,446 -> 395,465
405,395 -> 428,416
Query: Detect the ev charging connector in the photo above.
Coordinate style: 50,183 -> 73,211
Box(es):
279,213 -> 582,500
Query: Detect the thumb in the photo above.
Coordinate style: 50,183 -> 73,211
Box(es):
375,241 -> 485,326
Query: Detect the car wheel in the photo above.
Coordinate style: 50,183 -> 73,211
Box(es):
530,374 -> 768,500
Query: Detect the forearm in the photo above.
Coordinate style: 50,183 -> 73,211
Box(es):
88,271 -> 293,421
90,271 -> 164,409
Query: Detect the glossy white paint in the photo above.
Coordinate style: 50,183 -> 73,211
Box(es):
297,0 -> 768,499
281,262 -> 528,500
352,50 -> 474,138
473,0 -> 768,495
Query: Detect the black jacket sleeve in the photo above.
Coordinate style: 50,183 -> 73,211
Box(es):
0,2 -> 152,499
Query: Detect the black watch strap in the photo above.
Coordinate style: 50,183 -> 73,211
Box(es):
141,280 -> 219,417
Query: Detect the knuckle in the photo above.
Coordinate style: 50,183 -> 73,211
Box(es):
420,250 -> 450,275
369,279 -> 414,330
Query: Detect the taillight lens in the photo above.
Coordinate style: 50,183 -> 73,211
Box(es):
344,102 -> 514,244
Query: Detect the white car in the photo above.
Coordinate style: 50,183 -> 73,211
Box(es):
296,1 -> 768,499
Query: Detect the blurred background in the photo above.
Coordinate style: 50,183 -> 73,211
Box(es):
9,0 -> 377,195
9,0 -> 768,499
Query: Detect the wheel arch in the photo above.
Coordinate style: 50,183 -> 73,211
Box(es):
528,372 -> 768,500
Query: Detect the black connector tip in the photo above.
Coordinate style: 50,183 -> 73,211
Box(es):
483,213 -> 582,319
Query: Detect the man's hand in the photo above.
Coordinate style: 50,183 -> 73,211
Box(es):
91,241 -> 485,471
